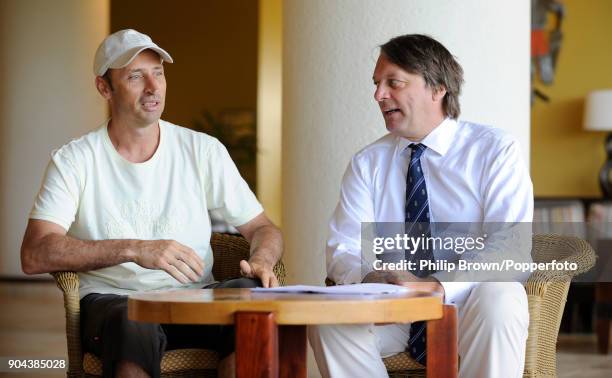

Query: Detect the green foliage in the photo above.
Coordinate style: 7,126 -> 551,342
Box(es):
193,110 -> 257,189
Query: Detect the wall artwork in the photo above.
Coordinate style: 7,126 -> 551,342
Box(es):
531,0 -> 565,104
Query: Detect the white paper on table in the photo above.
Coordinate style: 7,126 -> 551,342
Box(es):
251,283 -> 410,295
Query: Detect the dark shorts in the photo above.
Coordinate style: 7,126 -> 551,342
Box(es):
80,277 -> 261,378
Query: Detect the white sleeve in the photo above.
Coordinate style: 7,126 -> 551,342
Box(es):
29,150 -> 82,231
481,137 -> 534,223
433,136 -> 533,304
204,139 -> 263,227
327,156 -> 375,285
480,137 -> 534,283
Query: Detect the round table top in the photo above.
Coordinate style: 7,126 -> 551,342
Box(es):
128,288 -> 443,325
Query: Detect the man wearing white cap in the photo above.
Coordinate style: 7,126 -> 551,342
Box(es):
21,29 -> 282,378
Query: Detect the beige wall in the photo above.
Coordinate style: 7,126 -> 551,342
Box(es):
0,0 -> 110,277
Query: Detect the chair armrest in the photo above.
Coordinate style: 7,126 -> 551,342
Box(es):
528,235 -> 597,297
523,234 -> 596,377
52,271 -> 79,293
51,272 -> 83,377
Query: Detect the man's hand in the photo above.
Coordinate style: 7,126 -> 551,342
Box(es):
235,213 -> 283,288
363,270 -> 417,284
132,240 -> 205,284
239,257 -> 279,288
362,270 -> 444,296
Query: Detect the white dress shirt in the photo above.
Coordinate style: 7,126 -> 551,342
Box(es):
326,118 -> 534,304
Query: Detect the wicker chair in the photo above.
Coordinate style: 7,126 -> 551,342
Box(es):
52,232 -> 287,378
327,234 -> 596,378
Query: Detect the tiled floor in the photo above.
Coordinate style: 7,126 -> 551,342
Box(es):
0,281 -> 66,378
0,281 -> 610,377
557,334 -> 612,378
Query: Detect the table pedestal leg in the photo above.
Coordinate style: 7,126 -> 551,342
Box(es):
426,304 -> 458,378
279,325 -> 307,378
235,313 -> 307,378
236,312 -> 278,378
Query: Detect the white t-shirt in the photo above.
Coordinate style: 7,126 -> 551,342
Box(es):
30,119 -> 263,298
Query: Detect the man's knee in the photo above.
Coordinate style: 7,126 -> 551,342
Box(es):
104,301 -> 162,347
81,295 -> 163,377
308,324 -> 374,345
468,282 -> 529,330
116,360 -> 150,378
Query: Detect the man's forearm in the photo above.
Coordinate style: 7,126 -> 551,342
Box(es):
247,225 -> 283,268
22,233 -> 139,274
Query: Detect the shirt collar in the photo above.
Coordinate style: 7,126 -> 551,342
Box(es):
397,118 -> 458,157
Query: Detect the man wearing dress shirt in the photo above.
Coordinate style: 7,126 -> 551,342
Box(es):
308,34 -> 533,377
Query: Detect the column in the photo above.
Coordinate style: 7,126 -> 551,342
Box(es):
281,0 -> 530,285
0,0 -> 109,277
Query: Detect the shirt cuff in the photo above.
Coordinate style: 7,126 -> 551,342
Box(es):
329,262 -> 363,285
432,270 -> 476,304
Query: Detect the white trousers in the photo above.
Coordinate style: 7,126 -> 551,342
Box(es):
308,282 -> 529,378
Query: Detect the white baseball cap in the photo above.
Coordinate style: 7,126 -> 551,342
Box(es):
93,29 -> 173,76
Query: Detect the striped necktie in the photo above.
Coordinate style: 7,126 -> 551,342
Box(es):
405,143 -> 434,365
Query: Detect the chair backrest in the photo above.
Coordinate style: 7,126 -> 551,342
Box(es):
210,232 -> 287,285
210,233 -> 251,280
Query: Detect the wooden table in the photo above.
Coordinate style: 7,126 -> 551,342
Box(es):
128,288 -> 457,378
